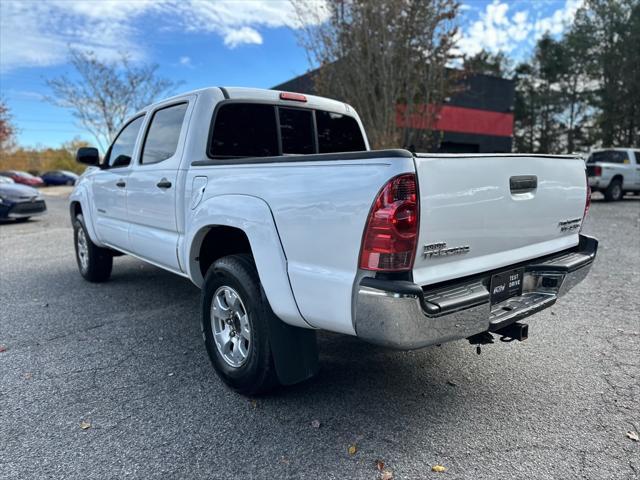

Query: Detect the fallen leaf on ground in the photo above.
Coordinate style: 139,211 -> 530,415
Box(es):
0,345 -> 6,353
375,460 -> 385,471
380,470 -> 393,480
432,465 -> 446,473
627,431 -> 639,442
80,421 -> 91,430
24,372 -> 33,380
348,444 -> 357,456
311,419 -> 321,428
447,380 -> 457,386
250,400 -> 257,409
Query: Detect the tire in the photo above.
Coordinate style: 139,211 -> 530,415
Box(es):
201,254 -> 279,395
73,214 -> 113,282
14,217 -> 30,223
604,179 -> 623,201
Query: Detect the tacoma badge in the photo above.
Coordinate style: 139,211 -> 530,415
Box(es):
423,242 -> 470,258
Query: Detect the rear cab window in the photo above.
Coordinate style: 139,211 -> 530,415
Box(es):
208,102 -> 365,159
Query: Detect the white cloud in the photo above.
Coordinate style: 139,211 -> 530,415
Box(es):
223,27 -> 263,48
0,0 -> 329,72
457,0 -> 584,58
178,56 -> 193,67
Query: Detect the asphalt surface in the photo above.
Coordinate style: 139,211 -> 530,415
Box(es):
1,190 -> 639,480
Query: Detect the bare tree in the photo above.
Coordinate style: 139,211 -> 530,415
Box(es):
294,0 -> 459,150
46,50 -> 180,151
0,99 -> 17,153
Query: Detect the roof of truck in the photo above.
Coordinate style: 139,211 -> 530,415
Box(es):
139,86 -> 352,116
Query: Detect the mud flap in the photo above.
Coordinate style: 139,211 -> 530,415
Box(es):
267,315 -> 319,386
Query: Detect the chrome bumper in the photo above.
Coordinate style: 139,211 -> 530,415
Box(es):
354,235 -> 598,350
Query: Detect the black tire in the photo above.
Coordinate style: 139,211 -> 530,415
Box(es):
201,254 -> 279,395
604,179 -> 623,201
73,214 -> 113,282
14,217 -> 30,223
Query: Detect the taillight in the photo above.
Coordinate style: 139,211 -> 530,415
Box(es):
359,174 -> 419,271
594,165 -> 602,176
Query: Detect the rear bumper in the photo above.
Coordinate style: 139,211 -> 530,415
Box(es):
354,234 -> 598,349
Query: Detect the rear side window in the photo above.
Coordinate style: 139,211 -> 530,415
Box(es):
587,150 -> 629,164
279,107 -> 314,154
316,110 -> 366,153
141,103 -> 188,164
210,104 -> 278,158
107,116 -> 144,168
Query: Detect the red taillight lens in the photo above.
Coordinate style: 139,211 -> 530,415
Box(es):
359,174 -> 419,271
594,165 -> 602,176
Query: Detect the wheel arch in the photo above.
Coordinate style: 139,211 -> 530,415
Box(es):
185,194 -> 310,329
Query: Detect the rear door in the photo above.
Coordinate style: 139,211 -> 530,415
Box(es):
126,100 -> 191,271
412,154 -> 588,286
92,115 -> 145,250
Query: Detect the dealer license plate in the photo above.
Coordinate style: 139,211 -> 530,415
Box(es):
490,268 -> 524,305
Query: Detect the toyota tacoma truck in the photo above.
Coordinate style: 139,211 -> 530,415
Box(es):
70,87 -> 598,395
586,148 -> 640,201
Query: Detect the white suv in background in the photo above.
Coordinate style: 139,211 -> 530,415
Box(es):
586,148 -> 640,201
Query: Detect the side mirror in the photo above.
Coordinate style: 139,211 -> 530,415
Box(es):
76,147 -> 100,166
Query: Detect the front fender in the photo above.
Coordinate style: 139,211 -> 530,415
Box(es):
69,181 -> 104,247
184,194 -> 311,329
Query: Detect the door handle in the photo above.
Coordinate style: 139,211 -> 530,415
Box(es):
116,180 -> 126,188
156,179 -> 172,189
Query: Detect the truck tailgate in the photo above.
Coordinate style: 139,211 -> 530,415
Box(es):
412,154 -> 587,286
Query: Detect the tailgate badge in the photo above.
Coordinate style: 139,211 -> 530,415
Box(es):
423,242 -> 470,258
558,218 -> 581,232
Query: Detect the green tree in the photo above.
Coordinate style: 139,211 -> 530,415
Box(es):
514,35 -> 566,153
572,0 -> 640,146
463,50 -> 511,77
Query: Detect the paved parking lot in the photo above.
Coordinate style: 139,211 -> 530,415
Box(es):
1,193 -> 639,479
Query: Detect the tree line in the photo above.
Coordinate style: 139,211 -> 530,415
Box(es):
0,0 -> 637,168
507,0 -> 637,153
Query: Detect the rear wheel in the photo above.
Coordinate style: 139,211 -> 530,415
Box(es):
604,179 -> 623,201
73,214 -> 113,282
201,254 -> 279,395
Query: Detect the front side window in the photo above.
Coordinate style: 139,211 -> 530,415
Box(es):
316,110 -> 366,153
210,103 -> 278,158
279,107 -> 314,154
107,116 -> 144,168
141,103 -> 188,165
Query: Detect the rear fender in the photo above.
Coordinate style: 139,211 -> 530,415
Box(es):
185,194 -> 310,329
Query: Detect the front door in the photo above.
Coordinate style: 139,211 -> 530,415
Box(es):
127,102 -> 190,271
92,116 -> 145,250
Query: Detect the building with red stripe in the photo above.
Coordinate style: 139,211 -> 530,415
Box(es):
274,71 -> 515,153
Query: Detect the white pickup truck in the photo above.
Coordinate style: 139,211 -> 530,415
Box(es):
586,148 -> 640,201
70,87 -> 598,394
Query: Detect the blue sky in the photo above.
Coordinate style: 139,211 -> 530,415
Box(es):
0,0 -> 583,149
